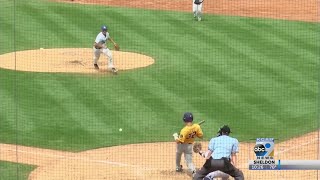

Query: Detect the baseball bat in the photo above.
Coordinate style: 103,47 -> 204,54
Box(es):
198,120 -> 205,125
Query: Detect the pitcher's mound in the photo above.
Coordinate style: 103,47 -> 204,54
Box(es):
0,48 -> 154,73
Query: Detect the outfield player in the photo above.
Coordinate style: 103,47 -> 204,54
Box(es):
173,112 -> 203,175
193,0 -> 204,21
93,25 -> 118,73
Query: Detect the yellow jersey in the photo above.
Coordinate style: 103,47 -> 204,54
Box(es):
178,124 -> 203,144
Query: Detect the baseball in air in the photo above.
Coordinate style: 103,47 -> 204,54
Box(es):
119,128 -> 123,132
40,48 -> 44,50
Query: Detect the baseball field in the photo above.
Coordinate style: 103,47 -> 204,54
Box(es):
0,0 -> 319,179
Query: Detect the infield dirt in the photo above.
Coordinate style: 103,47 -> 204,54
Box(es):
0,48 -> 154,73
0,131 -> 319,179
59,0 -> 318,22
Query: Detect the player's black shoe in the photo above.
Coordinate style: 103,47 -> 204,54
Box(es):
111,67 -> 118,75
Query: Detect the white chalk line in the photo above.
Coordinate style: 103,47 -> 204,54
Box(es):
5,138 -> 318,172
0,147 -> 155,170
275,138 -> 320,155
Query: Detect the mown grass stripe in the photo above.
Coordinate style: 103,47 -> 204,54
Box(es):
0,0 -> 317,150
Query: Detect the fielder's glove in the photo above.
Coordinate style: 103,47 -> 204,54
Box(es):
193,142 -> 202,153
193,142 -> 207,158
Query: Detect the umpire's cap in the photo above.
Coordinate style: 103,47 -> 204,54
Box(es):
219,125 -> 231,134
183,112 -> 193,122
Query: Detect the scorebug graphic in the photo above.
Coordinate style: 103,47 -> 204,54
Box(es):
254,138 -> 274,157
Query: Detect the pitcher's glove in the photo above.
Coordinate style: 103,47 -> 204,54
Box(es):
114,44 -> 120,51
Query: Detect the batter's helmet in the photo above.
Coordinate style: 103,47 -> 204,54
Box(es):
183,112 -> 193,122
101,25 -> 108,31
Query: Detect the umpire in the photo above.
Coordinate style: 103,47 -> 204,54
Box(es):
193,125 -> 244,180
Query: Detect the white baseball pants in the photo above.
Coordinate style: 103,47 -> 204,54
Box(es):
93,47 -> 114,69
193,0 -> 203,18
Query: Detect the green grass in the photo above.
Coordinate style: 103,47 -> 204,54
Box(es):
0,0 -> 319,150
0,161 -> 35,180
0,0 -> 319,179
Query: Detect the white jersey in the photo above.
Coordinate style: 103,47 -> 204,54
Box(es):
95,32 -> 110,46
